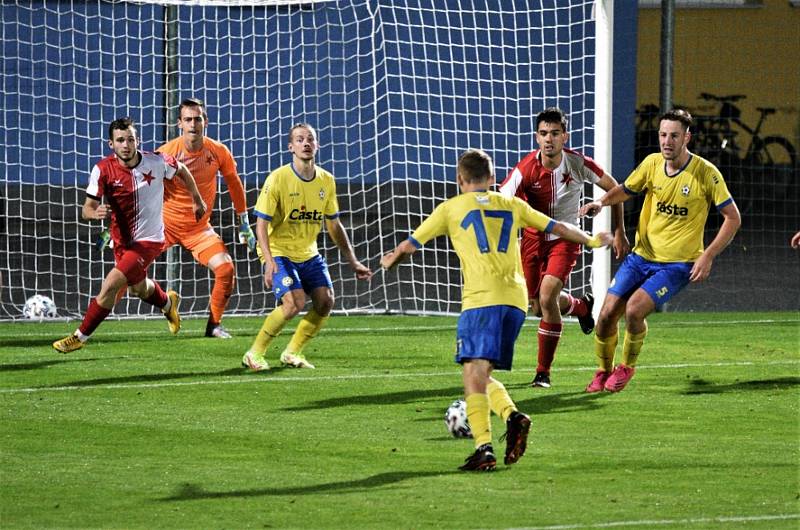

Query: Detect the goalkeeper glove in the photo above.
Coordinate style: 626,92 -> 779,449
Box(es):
95,229 -> 111,252
238,213 -> 256,252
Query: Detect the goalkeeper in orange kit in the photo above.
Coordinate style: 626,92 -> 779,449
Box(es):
159,98 -> 255,339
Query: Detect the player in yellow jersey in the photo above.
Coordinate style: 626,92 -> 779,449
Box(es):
242,123 -> 372,371
382,148 -> 612,471
580,109 -> 741,393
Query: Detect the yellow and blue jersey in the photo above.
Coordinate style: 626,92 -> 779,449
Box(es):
254,163 -> 340,263
409,190 -> 555,312
624,153 -> 733,263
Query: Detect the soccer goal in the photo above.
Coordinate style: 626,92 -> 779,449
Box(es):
0,0 -> 612,320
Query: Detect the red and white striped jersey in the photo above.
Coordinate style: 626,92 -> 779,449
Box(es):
87,151 -> 178,246
499,148 -> 603,240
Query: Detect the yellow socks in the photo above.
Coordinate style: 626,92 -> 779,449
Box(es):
622,324 -> 648,367
286,308 -> 329,355
594,333 -> 618,373
249,306 -> 288,355
486,380 -> 516,422
465,393 -> 492,448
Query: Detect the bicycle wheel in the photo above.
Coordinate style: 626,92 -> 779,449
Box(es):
749,136 -> 797,198
752,136 -> 797,166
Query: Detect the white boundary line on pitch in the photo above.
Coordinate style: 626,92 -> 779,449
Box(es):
502,512 -> 800,529
1,359 -> 798,395
1,317 -> 798,339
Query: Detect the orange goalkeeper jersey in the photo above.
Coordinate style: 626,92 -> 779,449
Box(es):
158,136 -> 247,233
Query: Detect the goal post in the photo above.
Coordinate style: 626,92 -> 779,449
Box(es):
0,0 -> 611,320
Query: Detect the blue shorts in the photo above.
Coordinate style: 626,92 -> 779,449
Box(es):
608,253 -> 692,309
270,255 -> 333,301
455,305 -> 526,371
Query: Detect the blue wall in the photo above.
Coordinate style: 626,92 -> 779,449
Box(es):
1,1 -> 630,188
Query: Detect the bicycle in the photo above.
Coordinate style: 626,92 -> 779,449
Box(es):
696,92 -> 796,167
691,93 -> 797,213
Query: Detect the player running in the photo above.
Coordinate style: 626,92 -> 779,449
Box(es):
581,109 -> 741,393
382,148 -> 612,471
53,117 -> 206,353
499,107 -> 628,389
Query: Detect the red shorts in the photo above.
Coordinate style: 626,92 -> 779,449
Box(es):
520,235 -> 581,299
113,240 -> 164,285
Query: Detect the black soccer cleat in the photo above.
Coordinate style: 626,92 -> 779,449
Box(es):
530,372 -> 551,388
459,444 -> 497,472
502,411 -> 532,465
577,292 -> 595,335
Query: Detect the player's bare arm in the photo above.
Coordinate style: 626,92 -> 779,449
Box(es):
174,162 -> 207,220
596,172 -> 630,259
551,222 -> 613,249
381,240 -> 417,270
689,201 -> 741,283
791,231 -> 800,249
580,183 -> 630,218
325,218 -> 373,280
255,217 -> 278,289
82,197 -> 111,221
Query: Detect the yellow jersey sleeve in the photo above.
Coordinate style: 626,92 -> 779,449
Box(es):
409,191 -> 555,312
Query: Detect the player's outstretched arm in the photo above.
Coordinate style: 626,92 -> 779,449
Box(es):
551,222 -> 613,249
175,162 -> 207,220
595,173 -> 630,259
381,240 -> 417,270
325,218 -> 372,280
580,183 -> 629,218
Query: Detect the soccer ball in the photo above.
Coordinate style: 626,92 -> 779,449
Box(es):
22,294 -> 57,320
444,399 -> 472,438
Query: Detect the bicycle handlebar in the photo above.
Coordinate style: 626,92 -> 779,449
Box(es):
699,92 -> 746,102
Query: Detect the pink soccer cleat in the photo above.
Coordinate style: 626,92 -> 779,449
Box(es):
604,364 -> 636,393
585,370 -> 610,393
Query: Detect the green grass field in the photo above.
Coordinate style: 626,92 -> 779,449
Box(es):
1,312 -> 798,529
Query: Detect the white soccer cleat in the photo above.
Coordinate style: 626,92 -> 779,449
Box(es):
279,350 -> 315,369
241,351 -> 269,372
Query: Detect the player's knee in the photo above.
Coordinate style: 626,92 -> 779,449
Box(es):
214,262 -> 236,296
280,292 -> 305,318
313,293 -> 334,316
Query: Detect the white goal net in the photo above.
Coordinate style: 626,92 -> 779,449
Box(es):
1,0 -> 604,320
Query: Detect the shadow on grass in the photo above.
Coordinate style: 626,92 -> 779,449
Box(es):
160,470 -> 459,501
0,337 -> 70,348
0,357 -> 112,372
514,390 -> 609,415
683,377 -> 800,395
283,385 -> 466,411
40,366 -> 286,389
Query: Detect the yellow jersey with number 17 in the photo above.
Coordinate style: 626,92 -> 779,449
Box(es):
409,190 -> 555,312
254,163 -> 340,263
625,153 -> 733,263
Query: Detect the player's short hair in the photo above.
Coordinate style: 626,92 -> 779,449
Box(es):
179,97 -> 208,121
660,108 -> 693,132
287,122 -> 317,144
458,148 -> 494,184
536,107 -> 568,131
108,117 -> 136,140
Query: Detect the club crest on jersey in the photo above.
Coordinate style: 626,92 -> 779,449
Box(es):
139,171 -> 155,186
319,189 -> 325,200
681,185 -> 690,196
